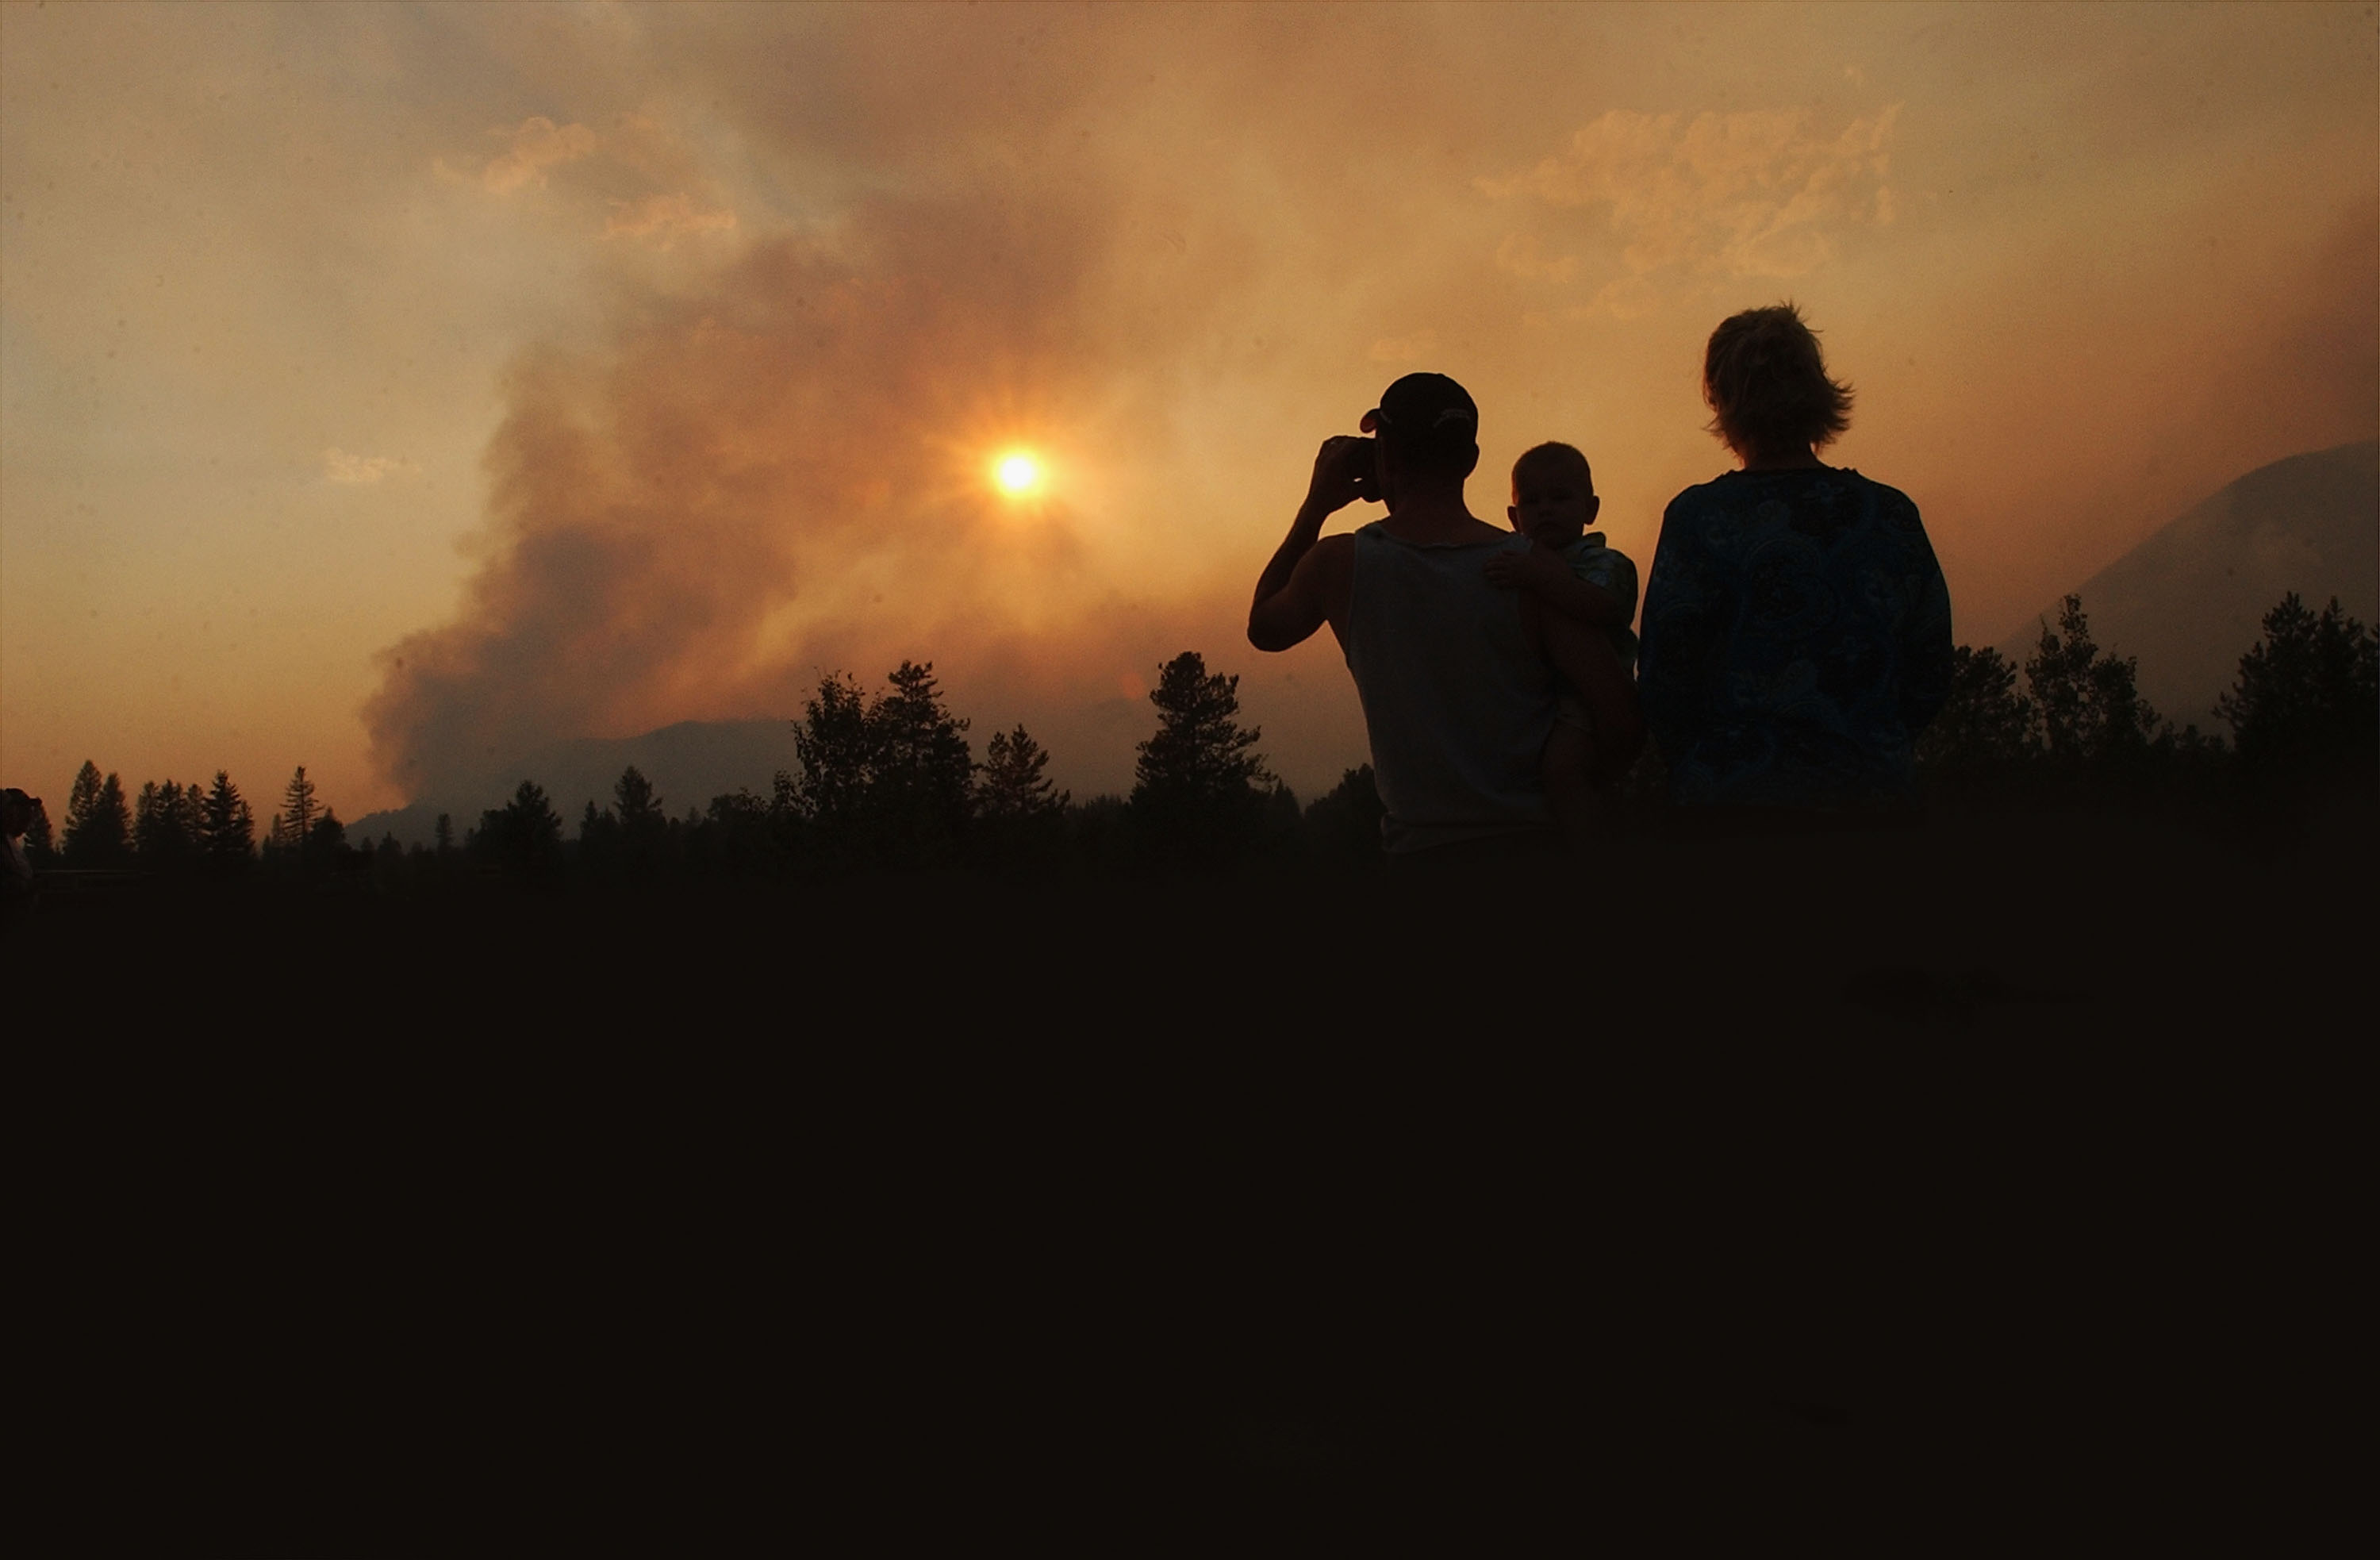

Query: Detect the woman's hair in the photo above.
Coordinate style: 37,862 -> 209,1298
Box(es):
1702,302 -> 1853,456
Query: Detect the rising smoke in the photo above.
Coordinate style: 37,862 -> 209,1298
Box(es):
364,39 -> 1297,806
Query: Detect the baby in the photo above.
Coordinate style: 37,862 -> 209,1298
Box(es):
1484,442 -> 1640,844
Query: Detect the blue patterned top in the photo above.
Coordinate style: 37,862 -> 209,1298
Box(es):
1637,468 -> 1953,805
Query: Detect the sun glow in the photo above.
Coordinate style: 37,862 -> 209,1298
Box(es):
993,451 -> 1043,496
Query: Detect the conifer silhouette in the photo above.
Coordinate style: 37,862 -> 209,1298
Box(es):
275,767 -> 321,852
977,725 -> 1066,820
1132,651 -> 1272,863
2025,596 -> 2160,771
2219,593 -> 2378,790
200,772 -> 255,863
62,761 -> 132,866
792,662 -> 973,866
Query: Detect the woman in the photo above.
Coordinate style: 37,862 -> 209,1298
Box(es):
1637,304 -> 1952,809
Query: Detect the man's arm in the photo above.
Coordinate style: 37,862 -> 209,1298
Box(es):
1248,532 -> 1355,653
1249,436 -> 1369,652
1484,545 -> 1629,626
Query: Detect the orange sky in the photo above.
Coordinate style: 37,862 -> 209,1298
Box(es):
4,2 -> 2375,813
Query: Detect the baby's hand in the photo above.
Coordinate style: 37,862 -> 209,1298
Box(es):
1484,544 -> 1565,592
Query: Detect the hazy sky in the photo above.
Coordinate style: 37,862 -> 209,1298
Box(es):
5,2 -> 2375,813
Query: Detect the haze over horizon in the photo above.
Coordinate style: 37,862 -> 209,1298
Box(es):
6,3 -> 2376,813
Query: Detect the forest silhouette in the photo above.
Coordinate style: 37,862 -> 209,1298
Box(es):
12,589 -> 2373,892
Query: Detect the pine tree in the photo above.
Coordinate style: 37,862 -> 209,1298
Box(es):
1915,646 -> 2036,791
974,724 -> 1068,870
95,774 -> 129,859
275,766 -> 321,852
792,663 -> 973,867
135,781 -> 168,859
200,771 -> 255,864
793,673 -> 874,847
2217,593 -> 2379,790
64,763 -> 102,846
977,725 -> 1066,821
615,766 -> 664,832
475,780 -> 563,872
134,778 -> 202,866
308,807 -> 347,863
1132,651 -> 1273,864
870,660 -> 973,866
609,765 -> 675,870
177,778 -> 206,848
2025,596 -> 2161,775
62,761 -> 132,866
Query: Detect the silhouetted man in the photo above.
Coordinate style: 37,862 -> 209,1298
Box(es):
2,787 -> 40,905
1247,373 -> 1639,862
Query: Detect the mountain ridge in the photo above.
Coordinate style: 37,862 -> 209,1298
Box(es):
351,718 -> 801,849
1994,439 -> 2378,728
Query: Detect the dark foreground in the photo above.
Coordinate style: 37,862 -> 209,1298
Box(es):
13,809 -> 2369,1546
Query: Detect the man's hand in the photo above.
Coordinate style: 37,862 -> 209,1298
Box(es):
1484,542 -> 1573,594
1303,436 -> 1376,517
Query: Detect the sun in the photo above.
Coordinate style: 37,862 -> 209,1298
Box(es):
992,451 -> 1042,497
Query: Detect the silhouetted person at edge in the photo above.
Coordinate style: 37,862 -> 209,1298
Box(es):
1247,372 -> 1641,866
2,788 -> 40,910
1637,305 -> 1952,818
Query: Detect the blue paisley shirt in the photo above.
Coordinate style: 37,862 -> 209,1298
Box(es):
1637,468 -> 1953,805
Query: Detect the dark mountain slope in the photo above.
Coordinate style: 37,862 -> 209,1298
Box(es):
1997,440 -> 2377,727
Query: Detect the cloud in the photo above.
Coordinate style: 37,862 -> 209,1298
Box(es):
605,192 -> 739,244
1483,106 -> 1899,286
479,116 -> 599,194
445,113 -> 742,252
323,448 -> 415,485
1494,232 -> 1576,282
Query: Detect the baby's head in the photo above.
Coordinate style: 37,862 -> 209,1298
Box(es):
1508,442 -> 1599,548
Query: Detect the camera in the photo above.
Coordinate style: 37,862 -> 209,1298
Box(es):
1341,435 -> 1380,501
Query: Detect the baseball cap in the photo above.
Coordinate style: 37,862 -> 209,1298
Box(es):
1361,372 -> 1480,449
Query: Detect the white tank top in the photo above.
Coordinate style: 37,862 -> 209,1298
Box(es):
1344,523 -> 1557,852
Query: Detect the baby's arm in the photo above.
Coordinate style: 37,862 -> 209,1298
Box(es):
1484,544 -> 1629,626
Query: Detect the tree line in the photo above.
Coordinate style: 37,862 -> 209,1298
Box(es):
30,763 -> 352,872
1913,591 -> 2376,809
16,590 -> 2374,885
478,652 -> 1311,880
